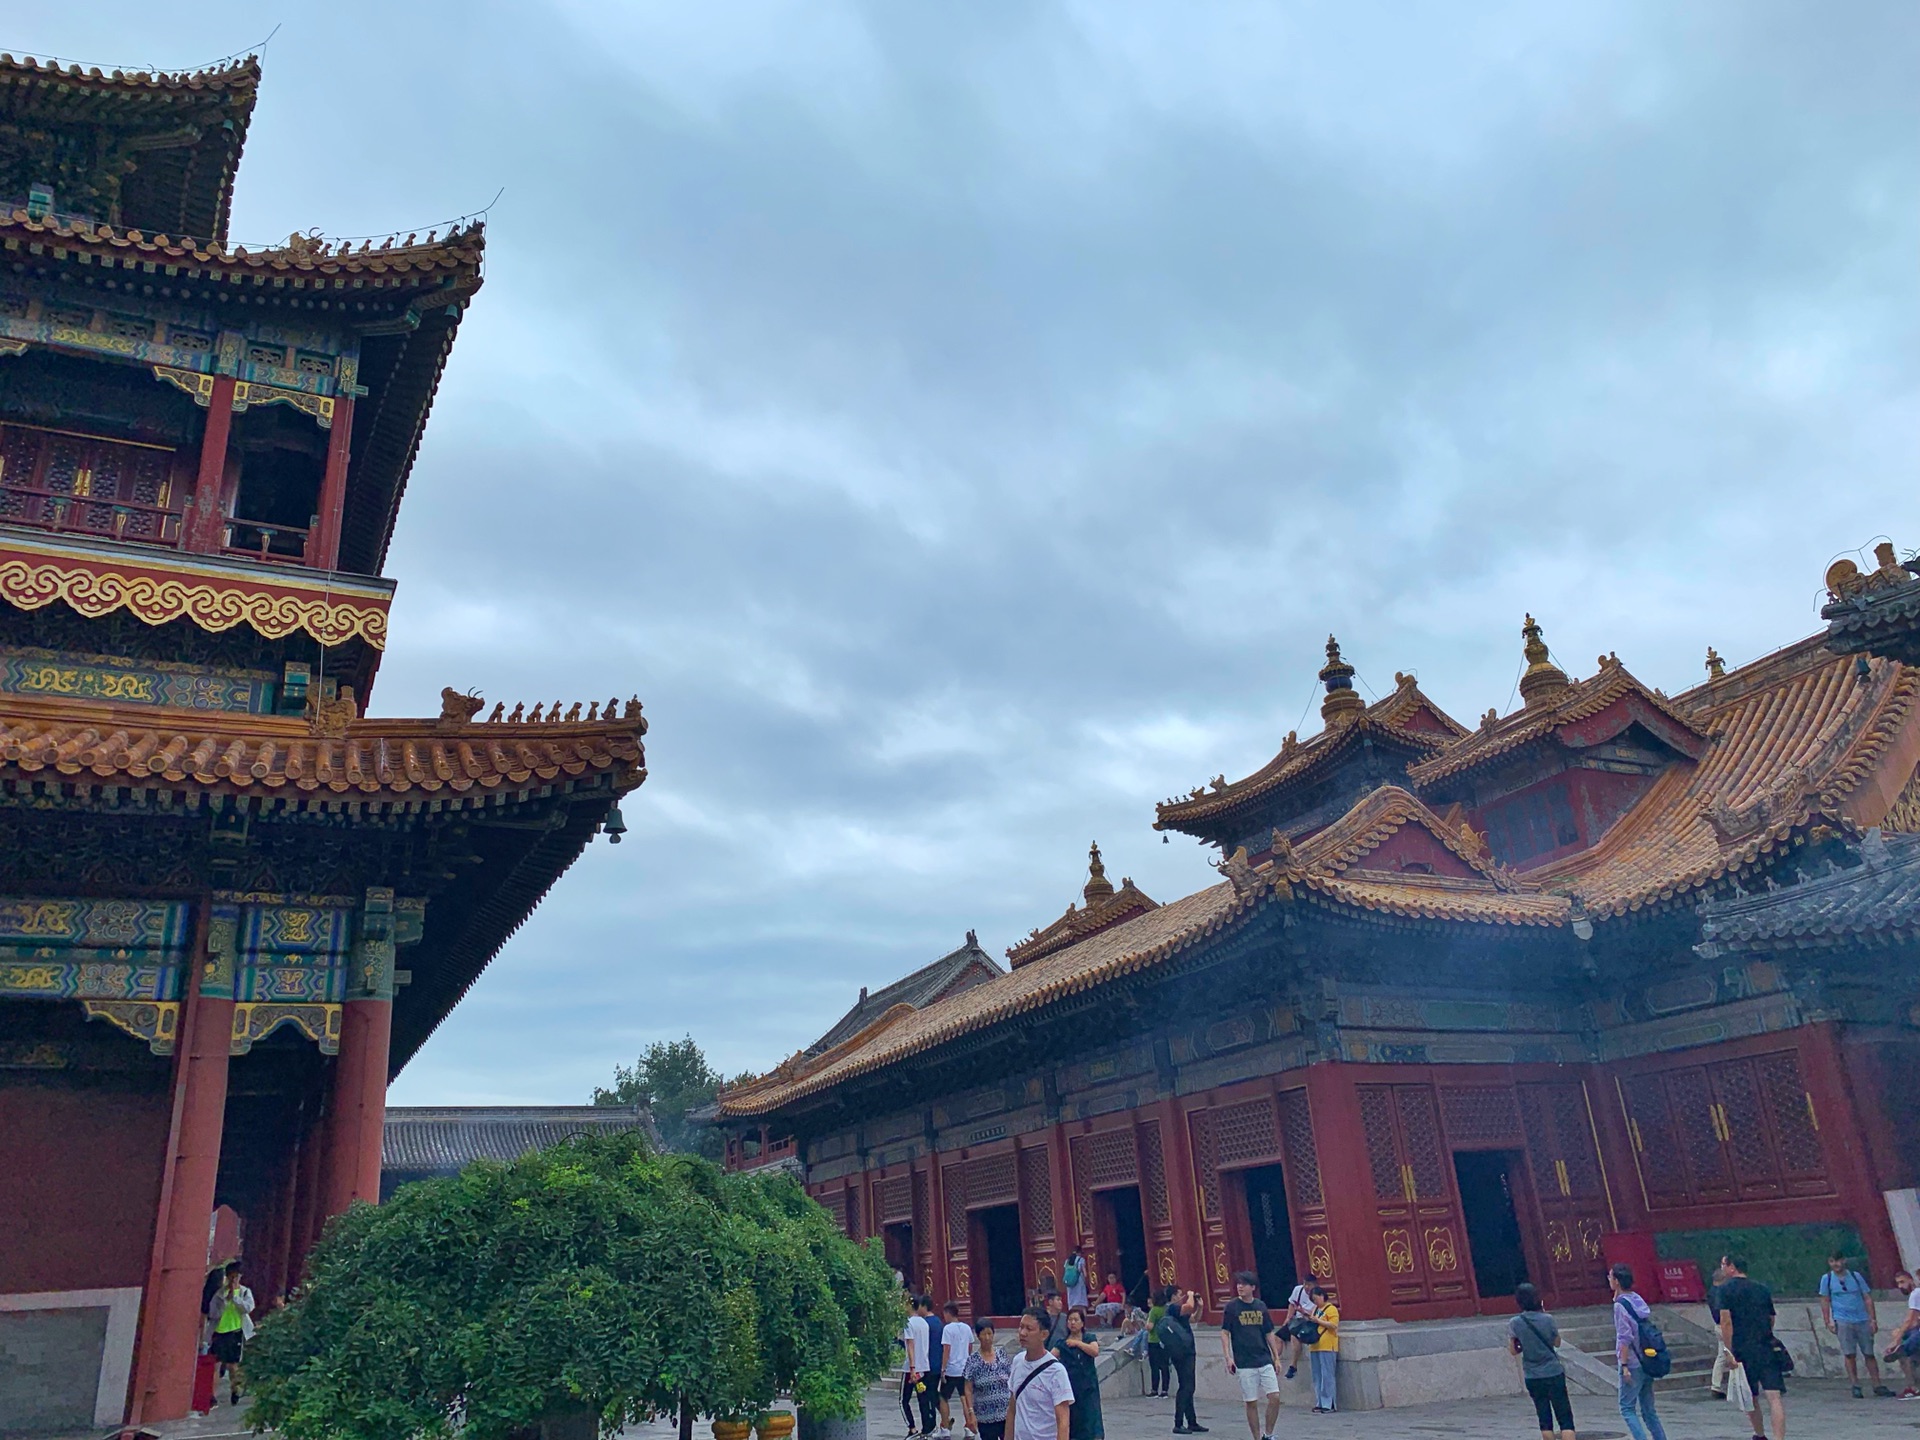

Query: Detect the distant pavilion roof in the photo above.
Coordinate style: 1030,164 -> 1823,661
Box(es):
806,933 -> 1002,1055
383,1104 -> 654,1175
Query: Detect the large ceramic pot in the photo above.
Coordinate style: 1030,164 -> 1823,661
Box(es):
755,1412 -> 796,1440
797,1412 -> 866,1440
713,1421 -> 753,1440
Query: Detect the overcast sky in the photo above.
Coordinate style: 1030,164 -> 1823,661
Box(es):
18,4 -> 1918,1101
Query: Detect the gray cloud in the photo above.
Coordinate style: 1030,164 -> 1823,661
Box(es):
16,2 -> 1918,1098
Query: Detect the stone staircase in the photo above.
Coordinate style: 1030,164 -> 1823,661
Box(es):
1553,1305 -> 1722,1395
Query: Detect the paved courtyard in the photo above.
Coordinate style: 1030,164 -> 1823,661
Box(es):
144,1376 -> 1920,1440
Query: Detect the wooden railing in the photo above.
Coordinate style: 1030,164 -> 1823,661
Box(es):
223,517 -> 312,563
0,421 -> 190,548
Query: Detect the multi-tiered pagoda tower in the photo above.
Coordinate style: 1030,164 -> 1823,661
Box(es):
0,55 -> 647,1429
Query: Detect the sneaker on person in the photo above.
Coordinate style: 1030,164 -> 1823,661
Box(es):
1284,1365 -> 1297,1379
1873,1385 -> 1896,1396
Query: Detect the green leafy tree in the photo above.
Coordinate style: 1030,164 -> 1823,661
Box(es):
244,1133 -> 900,1440
593,1036 -> 729,1159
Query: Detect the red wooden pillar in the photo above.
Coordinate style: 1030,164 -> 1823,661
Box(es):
1303,1064 -> 1392,1320
1153,1097 -> 1209,1297
289,1096 -> 329,1275
185,377 -> 236,554
321,998 -> 392,1216
1803,1021 -> 1903,1283
129,904 -> 234,1424
306,395 -> 354,568
1584,1066 -> 1647,1235
1047,1123 -> 1079,1287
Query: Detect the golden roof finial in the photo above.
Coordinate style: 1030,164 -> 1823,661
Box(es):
1319,634 -> 1365,726
1517,614 -> 1570,707
1083,841 -> 1115,903
1705,646 -> 1726,680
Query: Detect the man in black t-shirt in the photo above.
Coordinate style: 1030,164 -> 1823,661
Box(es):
1219,1273 -> 1282,1440
1717,1256 -> 1786,1440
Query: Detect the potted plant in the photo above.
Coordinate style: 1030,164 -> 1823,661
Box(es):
754,1411 -> 795,1440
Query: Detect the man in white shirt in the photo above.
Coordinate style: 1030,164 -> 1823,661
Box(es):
939,1302 -> 976,1437
1893,1271 -> 1920,1398
1008,1307 -> 1074,1440
902,1301 -> 933,1436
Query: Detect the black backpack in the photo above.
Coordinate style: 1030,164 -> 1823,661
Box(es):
1616,1297 -> 1671,1378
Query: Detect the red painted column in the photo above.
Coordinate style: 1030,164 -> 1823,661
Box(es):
1047,1123 -> 1079,1288
129,903 -> 233,1425
1304,1064 -> 1392,1320
1153,1097 -> 1209,1297
289,1096 -> 329,1274
306,394 -> 354,568
185,377 -> 236,554
1803,1022 -> 1903,1283
320,999 -> 392,1216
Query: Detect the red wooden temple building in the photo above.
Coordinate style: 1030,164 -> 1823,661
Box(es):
715,593 -> 1920,1360
0,55 -> 646,1431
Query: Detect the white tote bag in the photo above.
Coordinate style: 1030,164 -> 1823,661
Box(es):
1726,1361 -> 1754,1412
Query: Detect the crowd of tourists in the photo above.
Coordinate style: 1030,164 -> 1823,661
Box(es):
897,1268 -> 1344,1440
900,1247 -> 1920,1440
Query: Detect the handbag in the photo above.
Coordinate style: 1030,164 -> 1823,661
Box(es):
1767,1336 -> 1794,1376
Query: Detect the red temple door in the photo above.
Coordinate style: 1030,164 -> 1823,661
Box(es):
1357,1083 -> 1471,1309
1517,1082 -> 1610,1303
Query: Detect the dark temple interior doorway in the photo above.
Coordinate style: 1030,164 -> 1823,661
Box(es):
1093,1185 -> 1151,1307
1236,1162 -> 1300,1307
1454,1150 -> 1531,1301
968,1203 -> 1027,1318
883,1221 -> 915,1284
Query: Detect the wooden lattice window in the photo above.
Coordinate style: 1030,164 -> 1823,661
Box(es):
1214,1097 -> 1281,1167
876,1175 -> 913,1224
1086,1129 -> 1139,1186
1019,1145 -> 1054,1237
1755,1053 -> 1826,1181
1618,1074 -> 1691,1206
1395,1087 -> 1449,1199
1277,1089 -> 1324,1208
1139,1122 -> 1172,1225
969,1153 -> 1018,1206
1358,1086 -> 1405,1201
945,1164 -> 969,1247
1440,1086 -> 1522,1148
1189,1110 -> 1222,1220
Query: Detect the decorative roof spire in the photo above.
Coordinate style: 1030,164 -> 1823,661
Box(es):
1705,646 -> 1726,680
1517,614 -> 1570,707
1319,635 -> 1365,726
1083,842 -> 1115,903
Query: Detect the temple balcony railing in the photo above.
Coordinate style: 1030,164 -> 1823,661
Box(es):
223,517 -> 311,564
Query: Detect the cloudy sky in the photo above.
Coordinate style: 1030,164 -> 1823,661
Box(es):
19,4 -> 1917,1101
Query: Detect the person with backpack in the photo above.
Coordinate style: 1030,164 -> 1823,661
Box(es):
1063,1252 -> 1088,1311
1820,1250 -> 1892,1398
1509,1282 -> 1575,1440
1008,1307 -> 1075,1440
1718,1255 -> 1786,1440
1161,1287 -> 1206,1434
1610,1263 -> 1669,1440
1305,1284 -> 1339,1414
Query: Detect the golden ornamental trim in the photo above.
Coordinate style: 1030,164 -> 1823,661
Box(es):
231,1001 -> 341,1055
0,556 -> 388,649
81,999 -> 179,1054
152,366 -> 336,429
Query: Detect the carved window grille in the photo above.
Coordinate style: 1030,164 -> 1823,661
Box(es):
1086,1128 -> 1139,1186
1396,1087 -> 1449,1199
825,1189 -> 850,1234
1214,1097 -> 1280,1167
1549,1086 -> 1602,1197
1069,1137 -> 1094,1239
1189,1110 -> 1223,1220
877,1175 -> 913,1224
845,1185 -> 862,1239
1618,1074 -> 1690,1204
0,423 -> 185,546
1755,1053 -> 1826,1180
1440,1086 -> 1522,1148
1139,1121 -> 1172,1225
945,1164 -> 970,1248
912,1172 -> 930,1238
1664,1067 -> 1733,1193
969,1153 -> 1018,1206
1277,1089 -> 1324,1208
1358,1086 -> 1405,1201
1019,1145 -> 1054,1238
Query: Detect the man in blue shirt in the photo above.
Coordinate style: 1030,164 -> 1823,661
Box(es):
1820,1251 -> 1893,1398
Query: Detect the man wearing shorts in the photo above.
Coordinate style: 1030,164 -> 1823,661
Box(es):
940,1303 -> 975,1436
1820,1251 -> 1892,1398
1719,1257 -> 1785,1440
1219,1272 -> 1282,1440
